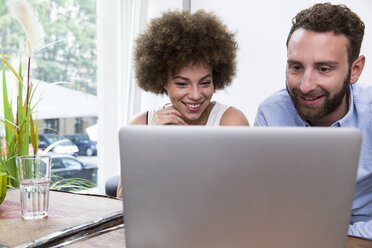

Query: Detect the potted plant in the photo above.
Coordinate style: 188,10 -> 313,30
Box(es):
0,0 -> 42,194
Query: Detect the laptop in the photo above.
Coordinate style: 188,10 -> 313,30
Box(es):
119,126 -> 361,248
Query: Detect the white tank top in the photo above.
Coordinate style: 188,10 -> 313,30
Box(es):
147,101 -> 231,126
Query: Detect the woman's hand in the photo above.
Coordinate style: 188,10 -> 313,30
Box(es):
150,105 -> 187,125
116,179 -> 122,198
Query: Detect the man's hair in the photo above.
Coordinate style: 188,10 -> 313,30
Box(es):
134,10 -> 238,95
286,3 -> 365,66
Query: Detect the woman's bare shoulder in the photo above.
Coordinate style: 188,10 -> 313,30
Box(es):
129,112 -> 148,125
220,107 -> 249,126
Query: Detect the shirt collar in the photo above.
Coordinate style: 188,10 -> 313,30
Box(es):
331,85 -> 354,127
295,113 -> 310,127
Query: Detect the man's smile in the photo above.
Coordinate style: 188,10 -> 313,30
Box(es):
300,95 -> 325,106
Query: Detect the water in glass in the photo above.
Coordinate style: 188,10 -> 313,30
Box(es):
20,178 -> 50,220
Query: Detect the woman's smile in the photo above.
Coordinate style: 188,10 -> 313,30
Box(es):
184,102 -> 203,112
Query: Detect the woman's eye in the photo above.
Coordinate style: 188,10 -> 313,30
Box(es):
200,81 -> 211,86
175,82 -> 187,86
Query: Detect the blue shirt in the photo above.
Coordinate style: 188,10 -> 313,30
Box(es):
254,83 -> 372,239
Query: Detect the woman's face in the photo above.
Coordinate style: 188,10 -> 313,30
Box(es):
164,64 -> 214,124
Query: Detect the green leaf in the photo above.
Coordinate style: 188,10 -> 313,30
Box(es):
40,139 -> 69,155
1,56 -> 23,84
2,57 -> 16,143
30,114 -> 38,155
17,57 -> 23,128
0,119 -> 18,137
50,81 -> 87,94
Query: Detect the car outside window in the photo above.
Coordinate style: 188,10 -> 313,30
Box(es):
52,159 -> 64,169
61,158 -> 81,169
45,134 -> 65,144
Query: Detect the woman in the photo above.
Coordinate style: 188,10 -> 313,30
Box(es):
117,10 -> 249,197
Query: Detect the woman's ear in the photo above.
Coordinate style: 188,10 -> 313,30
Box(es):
163,81 -> 169,93
350,55 -> 365,84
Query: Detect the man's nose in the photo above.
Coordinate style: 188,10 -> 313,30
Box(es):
299,70 -> 317,94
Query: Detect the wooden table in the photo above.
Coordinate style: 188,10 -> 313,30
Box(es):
2,189 -> 371,248
66,228 -> 125,247
0,189 -> 125,247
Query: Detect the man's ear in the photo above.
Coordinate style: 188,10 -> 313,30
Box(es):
350,55 -> 365,84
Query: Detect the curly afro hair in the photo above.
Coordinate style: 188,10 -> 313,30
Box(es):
134,10 -> 238,95
287,3 -> 364,66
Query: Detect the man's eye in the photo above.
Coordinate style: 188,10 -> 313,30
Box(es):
200,81 -> 211,86
319,67 -> 330,72
288,64 -> 302,71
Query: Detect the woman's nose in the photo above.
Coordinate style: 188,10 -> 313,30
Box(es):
188,85 -> 202,100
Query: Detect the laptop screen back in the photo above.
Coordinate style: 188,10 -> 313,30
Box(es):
119,126 -> 361,248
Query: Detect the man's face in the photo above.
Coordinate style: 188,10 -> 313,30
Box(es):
286,28 -> 351,126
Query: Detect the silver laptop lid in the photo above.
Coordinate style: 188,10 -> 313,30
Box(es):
119,126 -> 361,248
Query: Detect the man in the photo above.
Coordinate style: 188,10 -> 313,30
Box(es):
254,3 -> 372,246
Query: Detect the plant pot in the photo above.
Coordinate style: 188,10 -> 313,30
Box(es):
0,172 -> 7,206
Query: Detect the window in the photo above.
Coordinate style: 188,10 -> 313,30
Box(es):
1,0 -> 99,191
74,117 -> 83,133
43,119 -> 59,133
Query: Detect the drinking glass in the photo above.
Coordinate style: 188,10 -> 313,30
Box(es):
17,155 -> 51,220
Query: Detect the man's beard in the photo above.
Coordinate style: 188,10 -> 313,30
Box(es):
286,71 -> 350,123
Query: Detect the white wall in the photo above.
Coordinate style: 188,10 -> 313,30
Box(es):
139,0 -> 372,124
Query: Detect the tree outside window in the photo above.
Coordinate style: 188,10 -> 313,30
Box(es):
0,0 -> 97,95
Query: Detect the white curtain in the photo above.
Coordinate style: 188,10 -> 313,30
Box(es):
96,0 -> 147,191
